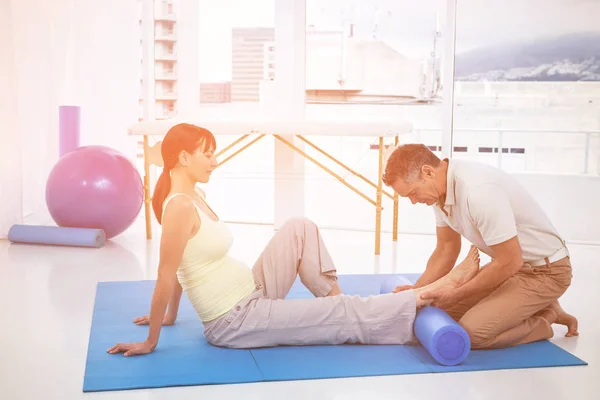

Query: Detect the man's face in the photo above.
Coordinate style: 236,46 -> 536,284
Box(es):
390,169 -> 440,206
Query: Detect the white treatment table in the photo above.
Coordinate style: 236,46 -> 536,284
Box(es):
128,118 -> 413,255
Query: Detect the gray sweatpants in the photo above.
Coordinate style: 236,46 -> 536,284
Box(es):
202,217 -> 417,349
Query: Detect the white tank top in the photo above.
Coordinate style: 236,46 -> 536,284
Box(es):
162,192 -> 256,322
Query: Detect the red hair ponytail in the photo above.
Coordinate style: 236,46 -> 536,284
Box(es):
152,169 -> 172,224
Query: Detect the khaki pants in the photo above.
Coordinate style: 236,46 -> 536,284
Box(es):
203,217 -> 417,349
445,256 -> 573,349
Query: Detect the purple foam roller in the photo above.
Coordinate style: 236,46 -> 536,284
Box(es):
414,306 -> 471,366
8,224 -> 106,248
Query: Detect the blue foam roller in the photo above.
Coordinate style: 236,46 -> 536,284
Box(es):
8,224 -> 106,248
413,306 -> 471,366
380,275 -> 413,294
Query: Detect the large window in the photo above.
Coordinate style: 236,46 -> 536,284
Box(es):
196,0 -> 276,223
301,0 -> 450,233
139,0 -> 277,224
138,0 -> 600,237
451,0 -> 600,175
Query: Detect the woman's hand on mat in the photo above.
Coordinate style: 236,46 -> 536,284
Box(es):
392,284 -> 414,293
107,340 -> 155,357
133,315 -> 176,326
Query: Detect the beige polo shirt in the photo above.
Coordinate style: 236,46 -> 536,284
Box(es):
434,159 -> 566,262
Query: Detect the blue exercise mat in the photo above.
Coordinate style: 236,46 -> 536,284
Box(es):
83,274 -> 587,392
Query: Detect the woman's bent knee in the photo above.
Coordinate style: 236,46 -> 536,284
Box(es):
281,216 -> 316,231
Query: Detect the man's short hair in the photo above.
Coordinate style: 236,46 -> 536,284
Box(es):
382,144 -> 441,186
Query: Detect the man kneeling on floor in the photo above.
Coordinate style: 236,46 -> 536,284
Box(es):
383,143 -> 578,349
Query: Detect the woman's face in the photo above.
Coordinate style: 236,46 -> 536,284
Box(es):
183,140 -> 218,183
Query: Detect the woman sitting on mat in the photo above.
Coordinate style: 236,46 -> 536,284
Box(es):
107,123 -> 480,357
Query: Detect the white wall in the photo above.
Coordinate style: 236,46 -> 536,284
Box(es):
514,173 -> 600,245
11,0 -> 65,218
0,0 -> 23,237
71,0 -> 139,155
10,0 -> 140,221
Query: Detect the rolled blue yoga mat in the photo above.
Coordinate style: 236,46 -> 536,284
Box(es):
414,305 -> 471,366
8,224 -> 106,248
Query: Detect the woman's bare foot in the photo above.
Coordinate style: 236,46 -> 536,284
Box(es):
415,246 -> 481,300
444,245 -> 481,288
549,300 -> 579,337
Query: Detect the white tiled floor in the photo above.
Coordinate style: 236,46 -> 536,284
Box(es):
1,218 -> 598,400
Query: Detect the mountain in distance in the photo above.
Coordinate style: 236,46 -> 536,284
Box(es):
454,32 -> 600,81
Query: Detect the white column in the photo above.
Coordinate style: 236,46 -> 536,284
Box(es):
441,0 -> 457,159
141,0 -> 155,121
175,0 -> 200,117
271,0 -> 306,229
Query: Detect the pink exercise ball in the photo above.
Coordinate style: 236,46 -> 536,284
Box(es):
45,145 -> 144,239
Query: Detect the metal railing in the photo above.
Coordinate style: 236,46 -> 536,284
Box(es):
412,128 -> 600,175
